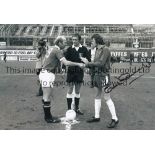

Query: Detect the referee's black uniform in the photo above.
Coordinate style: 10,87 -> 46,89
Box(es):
65,45 -> 91,83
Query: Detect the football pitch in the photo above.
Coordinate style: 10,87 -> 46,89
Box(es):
0,61 -> 155,130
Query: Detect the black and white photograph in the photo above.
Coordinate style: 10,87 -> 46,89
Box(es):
1,0 -> 155,155
0,24 -> 155,130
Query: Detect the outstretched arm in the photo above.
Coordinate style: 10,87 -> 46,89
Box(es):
60,57 -> 85,68
56,48 -> 85,69
81,49 -> 110,68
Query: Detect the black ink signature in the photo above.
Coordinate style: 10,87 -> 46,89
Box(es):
104,62 -> 151,93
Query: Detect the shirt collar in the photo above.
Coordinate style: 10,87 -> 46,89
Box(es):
97,45 -> 105,50
55,45 -> 60,50
72,44 -> 82,49
91,47 -> 96,51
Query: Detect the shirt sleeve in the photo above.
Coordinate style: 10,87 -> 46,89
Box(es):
86,48 -> 110,68
55,49 -> 65,61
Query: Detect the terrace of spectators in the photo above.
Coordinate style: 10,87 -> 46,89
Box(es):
0,24 -> 155,49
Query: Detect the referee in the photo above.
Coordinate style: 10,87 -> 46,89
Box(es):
65,33 -> 91,115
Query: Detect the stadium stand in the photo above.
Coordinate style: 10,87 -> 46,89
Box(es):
0,24 -> 154,47
23,25 -> 33,36
40,24 -> 48,36
0,24 -> 155,62
33,26 -> 40,36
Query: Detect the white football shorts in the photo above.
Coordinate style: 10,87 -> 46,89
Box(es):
39,69 -> 55,88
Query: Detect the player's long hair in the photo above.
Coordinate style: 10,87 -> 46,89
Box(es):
91,34 -> 105,45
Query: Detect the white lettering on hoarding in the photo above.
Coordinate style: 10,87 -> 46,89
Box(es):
0,50 -> 37,55
111,52 -> 127,57
134,52 -> 148,57
0,42 -> 6,46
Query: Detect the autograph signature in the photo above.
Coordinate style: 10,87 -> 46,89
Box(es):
104,62 -> 151,93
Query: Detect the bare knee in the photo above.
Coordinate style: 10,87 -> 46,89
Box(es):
67,85 -> 74,94
75,83 -> 82,94
42,88 -> 51,101
75,88 -> 80,94
103,93 -> 111,101
95,87 -> 102,99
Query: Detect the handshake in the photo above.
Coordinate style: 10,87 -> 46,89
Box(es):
78,63 -> 85,69
80,57 -> 89,64
77,58 -> 89,73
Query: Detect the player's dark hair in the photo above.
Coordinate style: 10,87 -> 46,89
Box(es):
91,34 -> 105,45
72,33 -> 81,41
38,39 -> 46,47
